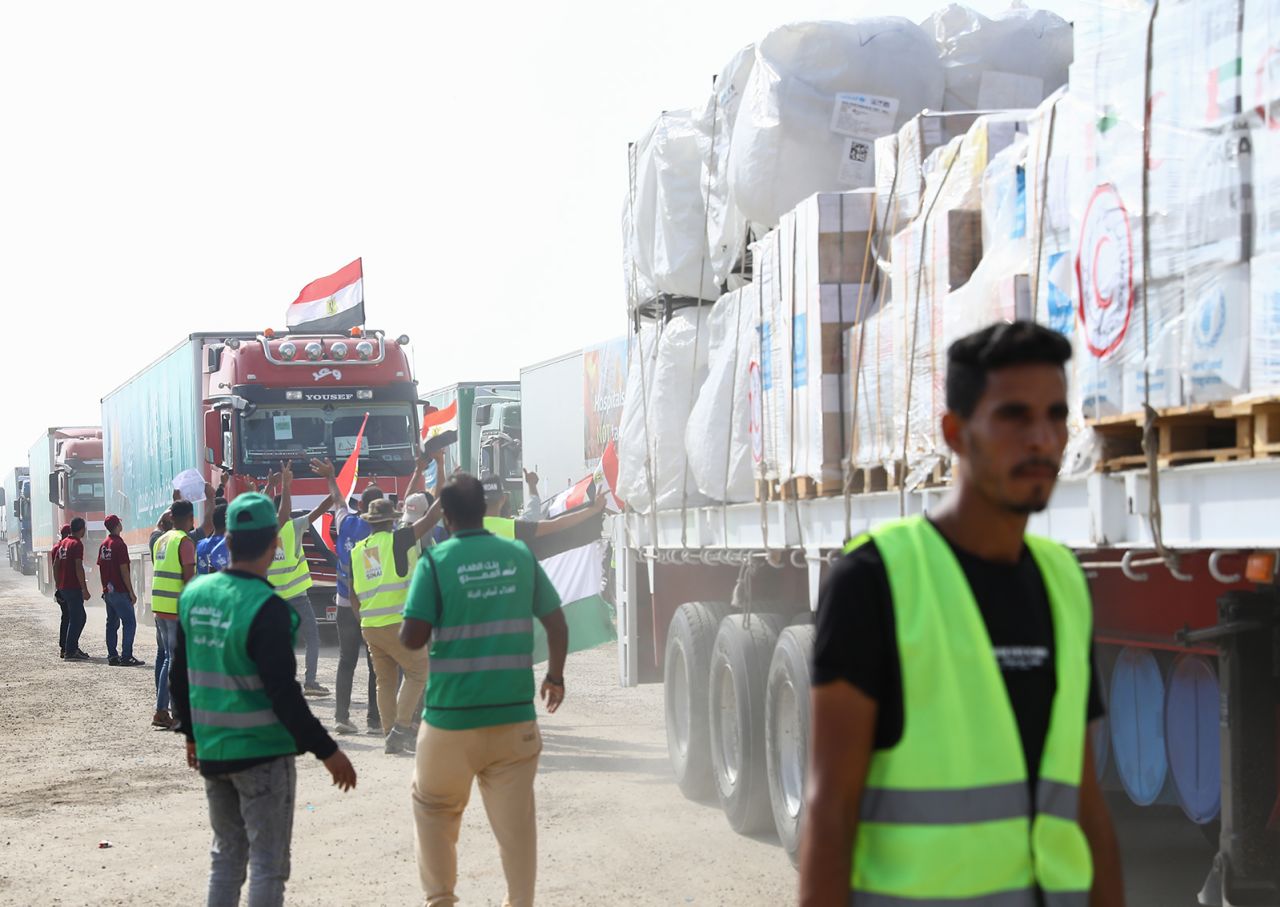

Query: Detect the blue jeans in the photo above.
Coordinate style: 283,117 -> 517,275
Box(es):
289,596 -> 320,686
60,589 -> 87,655
154,617 -> 179,711
204,756 -> 296,907
104,592 -> 136,660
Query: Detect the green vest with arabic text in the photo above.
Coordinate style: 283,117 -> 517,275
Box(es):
842,516 -> 1093,907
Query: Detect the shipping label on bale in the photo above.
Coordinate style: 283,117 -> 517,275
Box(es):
1076,184 -> 1135,358
839,137 -> 876,187
831,93 -> 899,139
1185,265 -> 1250,403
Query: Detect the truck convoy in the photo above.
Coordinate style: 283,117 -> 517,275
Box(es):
29,428 -> 106,596
421,381 -> 522,510
102,328 -> 423,622
4,467 -> 33,574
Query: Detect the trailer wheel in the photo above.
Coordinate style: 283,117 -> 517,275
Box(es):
709,612 -> 784,834
664,601 -> 730,801
766,623 -> 814,865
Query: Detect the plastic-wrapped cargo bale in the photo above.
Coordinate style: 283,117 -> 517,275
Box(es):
785,190 -> 880,488
628,110 -> 718,304
1182,264 -> 1250,403
1250,254 -> 1280,394
846,304 -> 900,470
728,18 -> 944,228
686,286 -> 759,503
614,309 -> 711,512
926,4 -> 1073,112
880,111 -> 983,229
697,45 -> 756,288
751,227 -> 790,487
616,325 -> 659,505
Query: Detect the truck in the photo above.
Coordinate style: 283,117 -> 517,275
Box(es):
30,428 -> 106,596
421,381 -> 523,510
102,329 -> 423,622
4,467 -> 34,574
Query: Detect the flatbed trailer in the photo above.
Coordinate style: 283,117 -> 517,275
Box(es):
618,457 -> 1280,904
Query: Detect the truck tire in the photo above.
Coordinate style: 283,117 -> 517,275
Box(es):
664,601 -> 730,801
709,612 -> 785,834
766,623 -> 814,865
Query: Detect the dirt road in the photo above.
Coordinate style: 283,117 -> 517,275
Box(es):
0,569 -> 796,906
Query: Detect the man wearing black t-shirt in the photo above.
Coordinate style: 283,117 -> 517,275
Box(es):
800,322 -> 1124,906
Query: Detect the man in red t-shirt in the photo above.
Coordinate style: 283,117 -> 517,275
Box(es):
55,518 -> 91,661
98,515 -> 144,667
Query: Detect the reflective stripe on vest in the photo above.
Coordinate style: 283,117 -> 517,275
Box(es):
350,530 -> 418,628
267,520 -> 313,598
430,654 -> 534,673
844,517 -> 1093,902
433,618 -> 533,643
179,572 -> 299,762
151,529 -> 190,615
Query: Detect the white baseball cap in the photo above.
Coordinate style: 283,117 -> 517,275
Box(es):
404,492 -> 431,524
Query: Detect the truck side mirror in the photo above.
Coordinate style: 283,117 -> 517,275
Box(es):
473,403 -> 492,426
0,488 -> 7,507
48,473 -> 60,506
206,447 -> 216,465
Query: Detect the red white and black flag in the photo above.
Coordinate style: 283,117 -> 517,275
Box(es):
286,258 -> 364,333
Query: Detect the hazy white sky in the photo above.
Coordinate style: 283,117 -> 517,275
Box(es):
0,0 -> 1080,477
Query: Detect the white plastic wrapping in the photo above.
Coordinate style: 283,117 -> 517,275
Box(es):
686,287 -> 758,502
728,18 -> 944,228
615,310 -> 711,512
628,110 -> 718,305
1251,254 -> 1280,394
846,305 -> 900,468
925,4 -> 1072,112
698,45 -> 757,287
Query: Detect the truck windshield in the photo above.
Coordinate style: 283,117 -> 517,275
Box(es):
70,472 -> 105,509
240,404 -> 416,475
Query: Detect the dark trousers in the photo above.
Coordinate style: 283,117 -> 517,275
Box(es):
58,589 -> 87,655
334,605 -> 379,725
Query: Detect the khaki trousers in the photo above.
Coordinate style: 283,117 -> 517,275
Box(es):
412,720 -> 542,907
360,622 -> 429,731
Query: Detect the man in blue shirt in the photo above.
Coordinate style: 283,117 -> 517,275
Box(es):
196,503 -> 230,575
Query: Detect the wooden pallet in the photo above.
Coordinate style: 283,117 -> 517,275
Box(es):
846,463 -> 902,494
755,478 -> 779,503
1089,403 -> 1252,472
1211,397 -> 1280,459
778,476 -> 846,500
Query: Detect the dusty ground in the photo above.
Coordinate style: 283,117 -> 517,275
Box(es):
0,568 -> 1223,906
0,568 -> 796,906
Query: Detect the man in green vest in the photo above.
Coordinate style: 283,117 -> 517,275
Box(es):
349,496 -> 443,755
170,492 -> 357,907
272,461 -> 335,697
801,321 -> 1124,906
400,473 -> 569,907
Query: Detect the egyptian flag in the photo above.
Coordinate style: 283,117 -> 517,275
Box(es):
421,399 -> 459,454
526,503 -> 616,664
287,258 -> 364,333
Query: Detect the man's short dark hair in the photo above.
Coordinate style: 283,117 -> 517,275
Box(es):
440,474 -> 487,528
69,517 -> 86,534
171,500 -> 195,522
946,321 -> 1072,418
360,485 -> 385,508
212,503 -> 227,534
227,527 -> 278,561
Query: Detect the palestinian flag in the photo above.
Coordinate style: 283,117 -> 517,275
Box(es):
287,258 -> 364,333
525,507 -> 615,664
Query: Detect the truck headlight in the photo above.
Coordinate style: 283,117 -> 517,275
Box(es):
356,389 -> 373,400
279,342 -> 297,361
331,341 -> 349,361
285,390 -> 303,401
356,341 -> 374,361
305,342 -> 324,361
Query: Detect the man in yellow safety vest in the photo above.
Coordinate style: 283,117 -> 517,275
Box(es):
801,321 -> 1124,906
272,461 -> 334,697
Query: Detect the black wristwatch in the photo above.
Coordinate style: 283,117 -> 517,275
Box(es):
543,674 -> 564,687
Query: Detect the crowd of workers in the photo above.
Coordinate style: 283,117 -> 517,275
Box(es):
38,321 -> 1130,906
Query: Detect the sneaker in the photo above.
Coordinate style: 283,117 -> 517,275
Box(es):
334,719 -> 358,735
151,710 -> 174,729
384,727 -> 406,755
119,656 -> 146,667
303,683 -> 330,698
108,656 -> 120,666
66,650 -> 90,661
396,725 -> 417,755
365,720 -> 383,736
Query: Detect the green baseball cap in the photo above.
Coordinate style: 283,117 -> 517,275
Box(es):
226,492 -> 277,532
